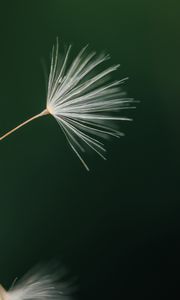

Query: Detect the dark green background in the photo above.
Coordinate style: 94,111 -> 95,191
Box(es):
0,0 -> 179,298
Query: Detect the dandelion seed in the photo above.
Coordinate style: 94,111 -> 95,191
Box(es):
0,262 -> 75,300
0,38 -> 134,170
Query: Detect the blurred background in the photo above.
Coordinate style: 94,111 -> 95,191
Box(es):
0,0 -> 179,298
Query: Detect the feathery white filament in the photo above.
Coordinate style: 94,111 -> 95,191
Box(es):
0,38 -> 134,170
46,39 -> 134,170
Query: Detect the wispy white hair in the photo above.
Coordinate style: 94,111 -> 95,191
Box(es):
46,39 -> 134,170
0,38 -> 135,170
0,262 -> 75,300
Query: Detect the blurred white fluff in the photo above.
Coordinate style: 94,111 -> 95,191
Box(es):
0,262 -> 74,300
46,39 -> 134,170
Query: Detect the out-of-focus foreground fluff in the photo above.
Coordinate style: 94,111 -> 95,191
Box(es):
0,38 -> 135,170
0,262 -> 75,300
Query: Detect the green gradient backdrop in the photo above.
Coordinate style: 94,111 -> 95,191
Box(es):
0,0 -> 179,298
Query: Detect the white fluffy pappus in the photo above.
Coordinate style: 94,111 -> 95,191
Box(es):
0,262 -> 75,300
0,38 -> 135,170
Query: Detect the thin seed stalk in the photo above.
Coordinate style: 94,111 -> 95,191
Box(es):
0,108 -> 49,141
0,284 -> 7,300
